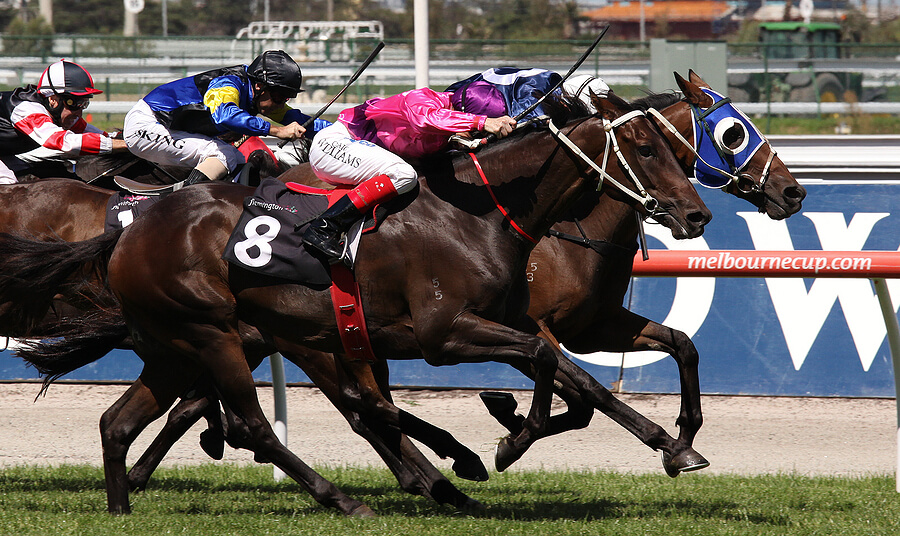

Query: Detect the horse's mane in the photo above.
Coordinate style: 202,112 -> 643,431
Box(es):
630,91 -> 681,112
540,92 -> 592,126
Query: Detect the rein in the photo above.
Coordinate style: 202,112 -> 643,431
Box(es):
468,152 -> 538,244
467,108 -> 667,244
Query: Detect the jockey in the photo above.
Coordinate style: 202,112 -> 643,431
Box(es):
0,59 -> 128,184
124,50 -> 329,186
446,67 -> 611,119
303,81 -> 517,261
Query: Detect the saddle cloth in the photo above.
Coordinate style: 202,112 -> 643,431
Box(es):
105,192 -> 161,232
222,177 -> 350,286
222,177 -> 376,361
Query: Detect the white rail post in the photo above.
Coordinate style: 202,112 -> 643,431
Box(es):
872,278 -> 900,492
269,352 -> 288,482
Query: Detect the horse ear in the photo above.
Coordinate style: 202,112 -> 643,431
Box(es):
675,71 -> 713,107
688,69 -> 711,89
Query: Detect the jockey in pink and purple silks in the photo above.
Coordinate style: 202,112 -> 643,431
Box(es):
303,80 -> 517,261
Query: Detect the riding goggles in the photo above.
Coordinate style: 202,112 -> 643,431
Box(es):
62,96 -> 91,111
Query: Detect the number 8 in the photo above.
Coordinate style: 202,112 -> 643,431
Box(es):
233,215 -> 280,267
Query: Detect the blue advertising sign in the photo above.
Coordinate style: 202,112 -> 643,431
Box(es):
1,180 -> 898,397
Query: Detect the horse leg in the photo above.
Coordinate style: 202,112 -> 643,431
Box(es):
196,337 -> 375,517
126,393 -> 222,491
483,309 -> 707,476
100,366 -> 190,514
414,311 -> 559,472
563,307 -> 704,476
277,347 -> 482,511
328,352 -> 489,482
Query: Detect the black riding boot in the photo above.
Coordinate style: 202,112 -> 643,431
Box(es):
302,195 -> 363,260
183,168 -> 211,186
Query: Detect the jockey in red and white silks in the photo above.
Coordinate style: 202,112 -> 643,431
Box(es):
0,59 -> 126,184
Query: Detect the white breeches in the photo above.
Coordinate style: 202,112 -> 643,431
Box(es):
308,122 -> 418,194
0,161 -> 16,184
123,99 -> 245,172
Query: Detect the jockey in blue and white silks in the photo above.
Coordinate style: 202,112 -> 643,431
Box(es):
446,67 -> 609,120
692,88 -> 766,189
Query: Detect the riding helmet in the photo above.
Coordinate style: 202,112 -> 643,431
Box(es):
248,50 -> 304,98
37,59 -> 103,97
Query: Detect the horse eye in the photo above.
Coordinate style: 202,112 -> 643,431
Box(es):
638,145 -> 654,158
721,125 -> 745,151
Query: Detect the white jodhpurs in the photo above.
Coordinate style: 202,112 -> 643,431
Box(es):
308,122 -> 418,195
123,99 -> 245,172
0,160 -> 17,184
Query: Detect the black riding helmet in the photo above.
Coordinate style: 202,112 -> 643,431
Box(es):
247,50 -> 303,98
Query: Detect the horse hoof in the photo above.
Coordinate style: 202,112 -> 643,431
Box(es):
480,391 -> 518,413
460,497 -> 486,515
199,429 -> 225,461
452,455 -> 489,481
349,504 -> 377,517
494,436 -> 525,473
662,448 -> 710,478
479,391 -> 526,435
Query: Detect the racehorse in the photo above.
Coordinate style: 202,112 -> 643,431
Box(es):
477,70 -> 806,472
0,177 -> 487,511
1,72 -> 803,497
120,72 -> 805,476
0,91 -> 710,515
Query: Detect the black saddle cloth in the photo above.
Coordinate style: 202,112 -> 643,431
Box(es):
105,192 -> 161,232
222,177 -> 332,287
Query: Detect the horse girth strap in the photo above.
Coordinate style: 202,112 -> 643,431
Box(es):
467,152 -> 539,244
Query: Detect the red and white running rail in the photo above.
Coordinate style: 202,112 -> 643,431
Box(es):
633,249 -> 900,491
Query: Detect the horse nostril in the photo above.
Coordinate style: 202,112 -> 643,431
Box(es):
688,211 -> 711,225
784,185 -> 806,202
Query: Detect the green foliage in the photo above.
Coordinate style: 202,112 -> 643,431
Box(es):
52,0 -> 126,34
3,15 -> 53,56
1,464 -> 899,536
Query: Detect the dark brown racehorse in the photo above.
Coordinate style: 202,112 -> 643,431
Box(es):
1,72 -> 803,494
0,181 -> 485,511
476,71 -> 806,473
0,92 -> 709,515
123,72 -> 805,477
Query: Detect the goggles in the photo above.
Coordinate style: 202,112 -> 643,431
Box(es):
265,87 -> 295,104
62,96 -> 91,111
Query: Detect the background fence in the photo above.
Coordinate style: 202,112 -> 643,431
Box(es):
1,36 -> 900,118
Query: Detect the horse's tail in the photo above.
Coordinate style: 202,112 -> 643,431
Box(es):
0,229 -> 123,335
16,308 -> 130,395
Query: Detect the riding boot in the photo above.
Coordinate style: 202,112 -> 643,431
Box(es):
183,168 -> 211,186
302,174 -> 398,260
302,195 -> 363,259
231,161 -> 260,186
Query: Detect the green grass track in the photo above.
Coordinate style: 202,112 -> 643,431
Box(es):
1,464 -> 898,535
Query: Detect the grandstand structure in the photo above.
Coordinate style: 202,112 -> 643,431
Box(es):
232,20 -> 384,62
